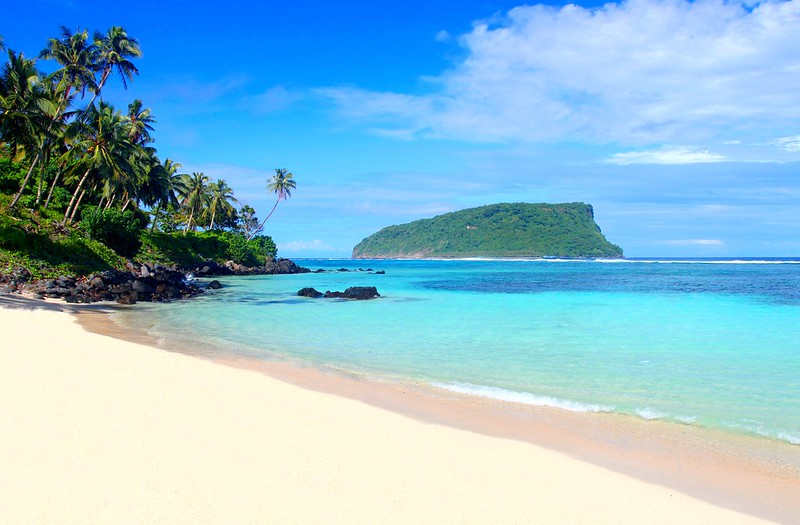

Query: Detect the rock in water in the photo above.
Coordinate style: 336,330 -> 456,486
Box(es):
297,287 -> 323,298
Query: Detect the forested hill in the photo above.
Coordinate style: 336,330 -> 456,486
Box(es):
352,203 -> 623,259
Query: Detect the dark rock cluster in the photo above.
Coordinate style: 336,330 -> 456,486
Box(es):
297,286 -> 380,300
0,257 -> 314,305
0,266 -> 32,294
312,268 -> 385,274
25,265 -> 205,304
193,258 -> 311,277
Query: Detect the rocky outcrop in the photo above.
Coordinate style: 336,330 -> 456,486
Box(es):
310,267 -> 384,274
297,286 -> 380,300
297,287 -> 323,298
0,257 -> 309,305
21,265 -> 205,305
192,258 -> 311,276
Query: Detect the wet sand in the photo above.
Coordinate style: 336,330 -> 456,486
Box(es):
2,294 -> 798,523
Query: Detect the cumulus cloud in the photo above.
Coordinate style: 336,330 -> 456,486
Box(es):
607,146 -> 727,165
320,0 -> 800,147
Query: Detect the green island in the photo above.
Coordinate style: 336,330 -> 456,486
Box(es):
0,27 -> 298,300
352,202 -> 623,259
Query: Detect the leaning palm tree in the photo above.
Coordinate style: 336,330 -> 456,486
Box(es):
206,179 -> 239,230
178,171 -> 210,234
248,169 -> 296,240
59,101 -> 135,224
1,50 -> 58,208
88,26 -> 141,105
39,27 -> 97,117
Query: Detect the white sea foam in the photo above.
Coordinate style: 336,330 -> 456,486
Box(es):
635,408 -> 668,420
777,432 -> 800,445
432,382 -> 613,413
611,259 -> 800,265
727,420 -> 800,445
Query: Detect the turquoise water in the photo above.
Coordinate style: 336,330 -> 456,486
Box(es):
115,258 -> 800,445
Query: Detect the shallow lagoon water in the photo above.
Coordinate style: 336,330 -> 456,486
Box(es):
115,258 -> 800,445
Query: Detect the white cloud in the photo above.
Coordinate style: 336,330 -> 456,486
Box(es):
435,30 -> 452,42
278,239 -> 337,252
773,135 -> 800,152
607,147 -> 727,165
663,239 -> 724,246
321,0 -> 800,147
250,85 -> 302,113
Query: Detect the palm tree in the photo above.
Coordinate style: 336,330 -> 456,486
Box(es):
146,158 -> 185,232
178,171 -> 209,234
39,27 -> 97,116
206,179 -> 239,230
125,99 -> 154,145
59,101 -> 135,224
0,50 -> 58,208
88,26 -> 141,105
248,168 -> 296,240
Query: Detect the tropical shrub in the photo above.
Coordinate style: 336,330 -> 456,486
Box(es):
80,207 -> 148,257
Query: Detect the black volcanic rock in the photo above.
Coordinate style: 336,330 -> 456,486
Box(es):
297,287 -> 323,298
324,287 -> 380,300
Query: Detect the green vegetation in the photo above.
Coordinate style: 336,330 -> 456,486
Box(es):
352,202 -> 623,259
0,27 -> 295,281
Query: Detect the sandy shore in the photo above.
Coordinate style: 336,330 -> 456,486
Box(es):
1,296 -> 796,524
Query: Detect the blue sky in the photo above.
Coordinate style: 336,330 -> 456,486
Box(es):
4,0 -> 800,257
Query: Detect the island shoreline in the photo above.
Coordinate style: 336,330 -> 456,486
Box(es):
2,294 -> 798,523
70,296 -> 800,523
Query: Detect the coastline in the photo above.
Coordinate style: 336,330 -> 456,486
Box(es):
2,295 -> 798,523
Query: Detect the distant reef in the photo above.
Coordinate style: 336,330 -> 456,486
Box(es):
352,202 -> 623,259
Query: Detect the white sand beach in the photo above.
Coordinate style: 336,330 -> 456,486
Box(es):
0,297 -> 795,524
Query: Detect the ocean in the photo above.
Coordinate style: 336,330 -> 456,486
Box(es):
112,258 -> 800,445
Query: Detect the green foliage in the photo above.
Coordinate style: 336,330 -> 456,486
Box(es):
46,186 -> 71,213
0,207 -> 124,279
0,157 -> 25,193
80,207 -> 147,257
352,202 -> 624,259
137,230 -> 277,269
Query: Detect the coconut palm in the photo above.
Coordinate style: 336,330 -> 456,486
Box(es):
206,179 -> 239,230
146,158 -> 185,231
178,171 -> 209,233
248,168 -> 296,240
59,101 -> 135,224
39,27 -> 97,116
1,50 -> 58,208
88,26 -> 141,105
125,99 -> 155,145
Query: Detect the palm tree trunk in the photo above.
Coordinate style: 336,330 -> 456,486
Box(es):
43,170 -> 62,210
35,172 -> 44,206
247,198 -> 280,240
62,167 -> 92,225
87,67 -> 110,107
10,152 -> 41,209
150,202 -> 161,232
184,208 -> 194,235
69,187 -> 88,222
